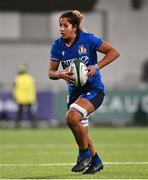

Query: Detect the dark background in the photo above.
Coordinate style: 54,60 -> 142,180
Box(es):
0,0 -> 98,12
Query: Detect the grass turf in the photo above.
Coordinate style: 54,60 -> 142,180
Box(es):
0,127 -> 148,179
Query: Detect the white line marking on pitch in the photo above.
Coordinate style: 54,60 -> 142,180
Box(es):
0,162 -> 148,167
0,143 -> 147,149
1,179 -> 147,180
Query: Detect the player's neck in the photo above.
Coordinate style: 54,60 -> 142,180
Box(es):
64,34 -> 77,47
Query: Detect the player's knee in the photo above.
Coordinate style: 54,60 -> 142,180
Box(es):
66,109 -> 80,127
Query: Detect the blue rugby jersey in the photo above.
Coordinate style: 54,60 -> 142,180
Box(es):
50,31 -> 105,94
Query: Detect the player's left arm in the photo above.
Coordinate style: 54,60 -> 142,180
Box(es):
97,41 -> 120,69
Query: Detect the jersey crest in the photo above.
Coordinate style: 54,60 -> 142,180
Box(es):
78,45 -> 87,55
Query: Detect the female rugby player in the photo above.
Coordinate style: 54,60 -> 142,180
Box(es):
48,10 -> 119,174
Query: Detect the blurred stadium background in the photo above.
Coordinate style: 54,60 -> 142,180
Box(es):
0,0 -> 148,128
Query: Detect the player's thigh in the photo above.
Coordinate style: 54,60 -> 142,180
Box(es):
74,98 -> 95,115
74,89 -> 105,115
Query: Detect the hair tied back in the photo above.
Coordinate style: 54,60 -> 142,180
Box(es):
72,10 -> 84,22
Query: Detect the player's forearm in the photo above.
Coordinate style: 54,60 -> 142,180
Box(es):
98,49 -> 119,69
48,70 -> 61,80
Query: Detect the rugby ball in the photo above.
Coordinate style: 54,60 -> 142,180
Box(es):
69,60 -> 88,87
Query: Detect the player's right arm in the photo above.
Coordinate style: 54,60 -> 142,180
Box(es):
49,40 -> 75,83
48,60 -> 75,83
48,60 -> 61,80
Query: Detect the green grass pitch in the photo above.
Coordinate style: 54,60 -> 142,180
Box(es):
0,127 -> 148,179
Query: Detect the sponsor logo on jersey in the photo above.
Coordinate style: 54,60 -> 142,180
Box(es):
61,51 -> 65,56
61,56 -> 89,68
78,45 -> 87,55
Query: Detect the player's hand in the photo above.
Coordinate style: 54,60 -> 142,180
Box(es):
58,68 -> 76,84
87,65 -> 97,78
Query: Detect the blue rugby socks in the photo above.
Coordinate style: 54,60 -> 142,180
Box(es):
79,148 -> 91,158
91,153 -> 102,165
78,149 -> 102,165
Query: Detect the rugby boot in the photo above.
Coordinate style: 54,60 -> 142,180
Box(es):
83,161 -> 104,174
71,155 -> 92,172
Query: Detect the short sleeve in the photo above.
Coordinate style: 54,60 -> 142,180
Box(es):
88,33 -> 103,50
49,41 -> 61,61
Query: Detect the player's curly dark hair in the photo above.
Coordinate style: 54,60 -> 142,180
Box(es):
59,10 -> 84,32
